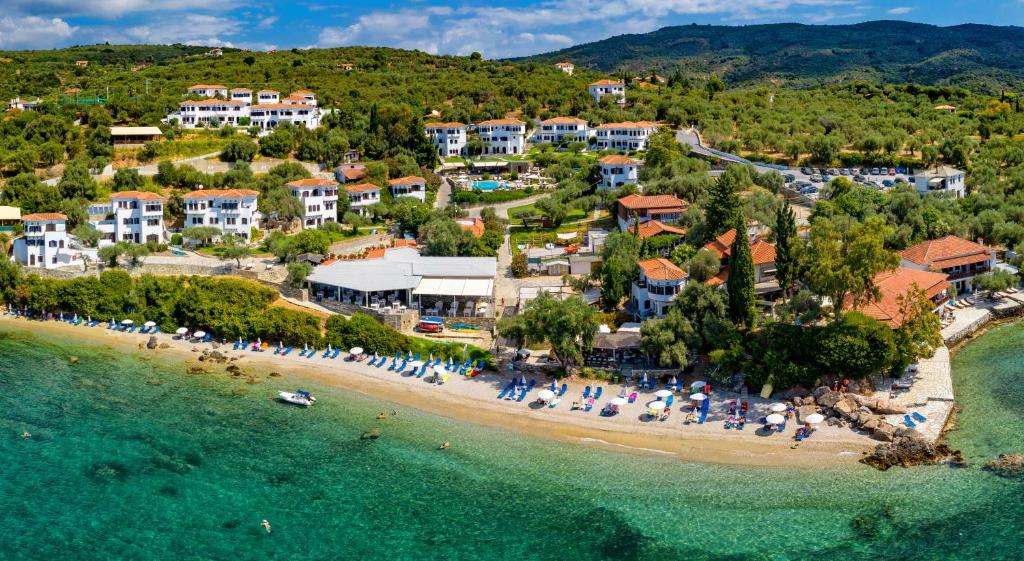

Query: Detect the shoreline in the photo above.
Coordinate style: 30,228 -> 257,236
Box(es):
0,315 -> 877,468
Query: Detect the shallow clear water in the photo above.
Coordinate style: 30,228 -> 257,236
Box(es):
0,325 -> 1022,560
472,180 -> 507,191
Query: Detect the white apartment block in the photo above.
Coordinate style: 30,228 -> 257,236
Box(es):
13,213 -> 77,269
425,122 -> 467,157
187,84 -> 228,98
533,117 -> 589,144
475,119 -> 526,156
345,183 -> 381,217
183,189 -> 261,242
230,88 -> 253,105
554,61 -> 575,75
389,176 -> 427,202
256,90 -> 280,104
172,99 -> 247,128
287,178 -> 339,230
167,87 -> 322,129
588,80 -> 626,105
914,165 -> 966,198
595,121 -> 658,151
284,90 -> 317,106
88,191 -> 165,246
599,155 -> 641,189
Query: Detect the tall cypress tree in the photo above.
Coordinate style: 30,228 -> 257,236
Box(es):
704,169 -> 742,243
727,219 -> 757,329
774,200 -> 799,299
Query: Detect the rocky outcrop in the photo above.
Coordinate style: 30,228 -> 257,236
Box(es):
146,336 -> 158,349
861,436 -> 964,470
983,454 -> 1024,478
849,394 -> 907,414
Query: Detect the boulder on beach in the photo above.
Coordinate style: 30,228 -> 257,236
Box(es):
833,397 -> 858,420
815,389 -> 843,408
983,454 -> 1024,478
187,364 -> 209,375
870,422 -> 897,442
269,371 -> 282,378
795,405 -> 818,423
861,436 -> 964,470
147,336 -> 158,349
850,394 -> 907,414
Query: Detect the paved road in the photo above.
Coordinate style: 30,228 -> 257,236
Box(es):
465,193 -> 549,219
434,177 -> 453,209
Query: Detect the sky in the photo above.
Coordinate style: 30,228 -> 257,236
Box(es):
1,0 -> 1022,57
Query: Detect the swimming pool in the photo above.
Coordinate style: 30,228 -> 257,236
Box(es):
471,180 -> 509,191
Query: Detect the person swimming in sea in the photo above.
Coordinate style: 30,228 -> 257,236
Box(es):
21,431 -> 31,439
261,520 -> 272,534
439,441 -> 450,450
376,412 -> 387,420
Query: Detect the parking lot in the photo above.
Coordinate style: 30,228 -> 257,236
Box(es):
784,166 -> 917,200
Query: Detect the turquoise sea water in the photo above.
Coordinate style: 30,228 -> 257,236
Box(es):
1,325 -> 1022,560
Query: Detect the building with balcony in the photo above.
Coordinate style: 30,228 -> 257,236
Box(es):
899,235 -> 996,294
187,84 -> 228,98
256,90 -> 280,104
594,121 -> 658,151
287,178 -> 339,230
914,165 -> 966,198
389,176 -> 427,202
588,80 -> 625,105
183,189 -> 260,242
345,183 -> 381,217
475,119 -> 526,156
617,194 -> 688,231
13,213 -> 79,269
598,155 -> 640,189
248,103 -> 320,130
533,117 -> 589,144
230,88 -> 253,105
88,191 -> 165,246
172,99 -> 247,128
425,122 -> 467,157
631,258 -> 688,319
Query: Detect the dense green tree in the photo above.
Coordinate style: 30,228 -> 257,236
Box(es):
112,168 -> 144,192
726,219 -> 757,328
58,159 -> 98,200
220,139 -> 258,162
496,291 -> 597,369
686,248 -> 721,282
598,231 -> 642,306
286,261 -> 313,288
640,308 -> 694,367
773,200 -> 799,298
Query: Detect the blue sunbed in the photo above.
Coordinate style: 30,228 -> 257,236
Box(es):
322,348 -> 333,358
665,394 -> 674,407
417,364 -> 428,378
912,412 -> 927,423
498,381 -> 515,399
331,348 -> 342,359
558,383 -> 567,396
234,340 -> 241,350
516,379 -> 536,402
307,349 -> 316,359
281,347 -> 293,356
152,326 -> 161,334
904,415 -> 917,428
593,387 -> 603,401
582,386 -> 592,399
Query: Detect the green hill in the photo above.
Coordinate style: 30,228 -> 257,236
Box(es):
521,21 -> 1024,92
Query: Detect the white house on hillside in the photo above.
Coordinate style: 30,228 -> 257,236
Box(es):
287,178 -> 339,230
475,119 -> 526,156
554,61 -> 575,75
88,191 -> 165,246
914,165 -> 966,198
345,183 -> 381,217
588,80 -> 625,105
599,155 -> 641,189
184,189 -> 260,242
595,121 -> 658,151
256,90 -> 280,104
172,99 -> 247,128
533,117 -> 589,144
230,88 -> 253,105
631,258 -> 688,319
425,122 -> 467,157
249,103 -> 320,130
187,84 -> 228,98
389,176 -> 427,202
13,213 -> 78,269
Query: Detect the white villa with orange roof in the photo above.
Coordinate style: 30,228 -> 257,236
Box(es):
183,189 -> 260,242
425,122 -> 467,157
899,235 -> 996,294
256,90 -> 280,104
230,88 -> 253,105
88,191 -> 165,246
475,119 -> 526,155
846,268 -> 951,328
631,258 -> 688,319
617,193 -> 688,231
249,101 -> 320,130
287,178 -> 339,230
13,213 -> 79,269
168,87 -> 321,129
389,176 -> 427,202
588,79 -> 625,105
598,155 -> 641,189
345,183 -> 381,217
533,117 -> 589,144
187,84 -> 228,98
595,121 -> 658,151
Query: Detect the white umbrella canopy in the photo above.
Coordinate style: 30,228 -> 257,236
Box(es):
144,321 -> 156,327
769,403 -> 787,412
176,327 -> 189,335
407,361 -> 424,369
610,396 -> 628,406
655,389 -> 673,398
537,389 -> 555,401
647,400 -> 668,411
349,347 -> 364,356
805,413 -> 825,424
193,330 -> 206,339
121,319 -> 134,325
691,380 -> 706,389
689,393 -> 707,401
766,413 -> 786,424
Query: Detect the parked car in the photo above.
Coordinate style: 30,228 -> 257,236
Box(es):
810,174 -> 823,183
882,179 -> 895,187
894,176 -> 906,184
853,174 -> 865,183
800,186 -> 819,195
871,167 -> 881,175
840,168 -> 850,176
822,175 -> 833,183
908,176 -> 916,184
783,173 -> 796,183
896,167 -> 906,174
860,167 -> 871,175
794,181 -> 813,191
800,167 -> 814,175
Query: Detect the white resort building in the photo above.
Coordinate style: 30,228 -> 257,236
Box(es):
287,178 -> 339,230
475,119 -> 526,156
425,122 -> 467,157
88,191 -> 165,246
13,213 -> 79,269
598,155 -> 641,189
914,165 -> 966,198
588,80 -> 626,105
249,102 -> 320,130
167,87 -> 321,130
631,258 -> 688,319
595,121 -> 658,151
187,84 -> 228,98
533,117 -> 589,144
554,61 -> 575,75
230,88 -> 253,105
183,189 -> 260,242
306,246 -> 497,318
256,90 -> 280,104
345,183 -> 381,217
389,176 -> 427,202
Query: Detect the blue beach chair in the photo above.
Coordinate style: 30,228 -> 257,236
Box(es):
912,412 -> 927,423
282,347 -> 293,356
904,415 -> 917,428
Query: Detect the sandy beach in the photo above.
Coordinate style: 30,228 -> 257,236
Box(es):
0,315 -> 878,467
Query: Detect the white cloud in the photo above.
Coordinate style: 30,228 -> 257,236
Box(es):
123,14 -> 242,45
0,16 -> 76,49
257,16 -> 278,29
886,6 -> 913,15
5,0 -> 212,19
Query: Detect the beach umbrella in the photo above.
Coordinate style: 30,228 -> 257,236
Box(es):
766,414 -> 786,424
520,375 -> 527,386
655,389 -> 673,398
193,330 -> 206,339
689,393 -> 707,401
121,319 -> 134,325
691,380 -> 706,389
669,376 -> 677,385
610,396 -> 628,406
408,360 -> 424,369
349,347 -> 363,356
769,403 -> 787,412
641,373 -> 648,385
805,413 -> 825,424
176,327 -> 188,335
144,321 -> 156,328
647,400 -> 667,410
537,389 -> 555,402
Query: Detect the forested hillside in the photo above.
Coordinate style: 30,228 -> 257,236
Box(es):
524,21 -> 1024,92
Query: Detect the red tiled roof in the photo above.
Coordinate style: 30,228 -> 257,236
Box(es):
256,90 -> 279,94
703,229 -> 776,265
110,191 -> 164,200
600,155 -> 639,166
389,176 -> 426,186
230,88 -> 252,92
900,235 -> 992,270
636,220 -> 686,240
596,121 -> 657,129
345,183 -> 380,193
394,238 -> 417,248
181,99 -> 246,106
424,122 -> 466,128
182,189 -> 259,199
707,267 -> 729,286
289,90 -> 315,96
639,258 -> 687,281
341,167 -> 367,181
22,213 -> 67,221
188,84 -> 226,90
542,116 -> 587,124
457,218 -> 485,238
250,103 -> 315,110
846,267 -> 951,328
476,118 -> 525,126
618,194 -> 687,212
589,79 -> 624,86
287,178 -> 338,188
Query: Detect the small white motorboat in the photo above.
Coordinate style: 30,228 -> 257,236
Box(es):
277,389 -> 316,407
